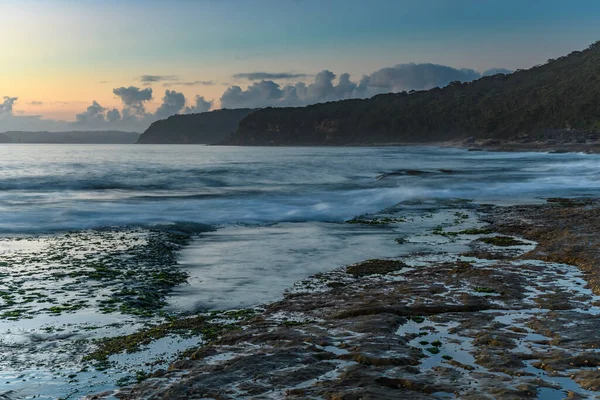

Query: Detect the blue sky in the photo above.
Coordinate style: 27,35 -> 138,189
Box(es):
1,0 -> 599,130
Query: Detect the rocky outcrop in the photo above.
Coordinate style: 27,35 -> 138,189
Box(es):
137,109 -> 256,144
115,199 -> 600,399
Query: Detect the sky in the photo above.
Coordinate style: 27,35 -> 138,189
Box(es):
1,0 -> 599,132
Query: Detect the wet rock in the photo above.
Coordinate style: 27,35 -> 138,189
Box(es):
120,200 -> 600,399
345,259 -> 407,277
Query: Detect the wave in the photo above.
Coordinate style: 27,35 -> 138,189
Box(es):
0,146 -> 599,233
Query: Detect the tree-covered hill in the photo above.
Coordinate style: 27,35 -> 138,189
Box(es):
225,41 -> 600,145
137,109 -> 256,144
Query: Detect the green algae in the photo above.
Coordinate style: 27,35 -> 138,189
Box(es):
46,302 -> 87,315
346,216 -> 405,225
453,212 -> 470,223
457,227 -> 495,235
221,308 -> 257,320
84,316 -> 219,362
432,226 -> 458,238
84,308 -> 256,363
0,309 -> 32,320
0,228 -> 195,321
474,287 -> 497,294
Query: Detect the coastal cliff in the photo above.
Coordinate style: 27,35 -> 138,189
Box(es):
225,41 -> 600,146
137,109 -> 256,144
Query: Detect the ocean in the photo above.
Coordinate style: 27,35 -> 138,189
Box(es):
1,144 -> 599,398
0,144 -> 598,232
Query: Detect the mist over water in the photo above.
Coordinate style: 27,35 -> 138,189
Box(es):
0,144 -> 599,233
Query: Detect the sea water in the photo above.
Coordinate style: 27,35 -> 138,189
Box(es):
1,144 -> 600,398
1,144 -> 599,232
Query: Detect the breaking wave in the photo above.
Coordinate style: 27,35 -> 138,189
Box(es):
0,144 -> 598,233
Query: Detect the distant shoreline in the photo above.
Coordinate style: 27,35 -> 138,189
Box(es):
212,140 -> 600,154
3,139 -> 600,154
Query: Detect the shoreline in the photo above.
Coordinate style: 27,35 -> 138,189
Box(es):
211,139 -> 600,154
3,141 -> 599,155
444,141 -> 600,154
113,198 -> 600,399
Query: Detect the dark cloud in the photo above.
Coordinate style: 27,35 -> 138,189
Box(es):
0,96 -> 18,116
221,70 -> 361,108
113,86 -> 153,118
106,108 -> 121,123
73,101 -> 124,128
221,80 -> 284,109
139,75 -> 179,84
184,95 -> 213,114
220,63 -> 509,109
154,90 -> 186,119
28,101 -> 44,106
113,86 -> 153,106
75,101 -> 107,124
367,63 -> 481,92
2,62 -> 511,132
233,72 -> 308,81
163,80 -> 215,87
70,89 -> 210,129
335,73 -> 358,98
0,96 -> 69,131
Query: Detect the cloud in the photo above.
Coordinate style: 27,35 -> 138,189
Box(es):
113,86 -> 153,118
0,96 -> 70,131
184,95 -> 213,114
482,68 -> 514,76
335,73 -> 359,98
220,69 -> 361,108
220,63 -> 508,109
2,62 -> 511,132
139,75 -> 179,84
28,101 -> 44,106
154,90 -> 186,119
139,75 -> 216,88
75,100 -> 107,124
221,80 -> 284,109
106,108 -> 121,123
0,96 -> 18,116
163,80 -> 215,87
366,63 -> 481,92
233,72 -> 308,81
60,89 -> 210,130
